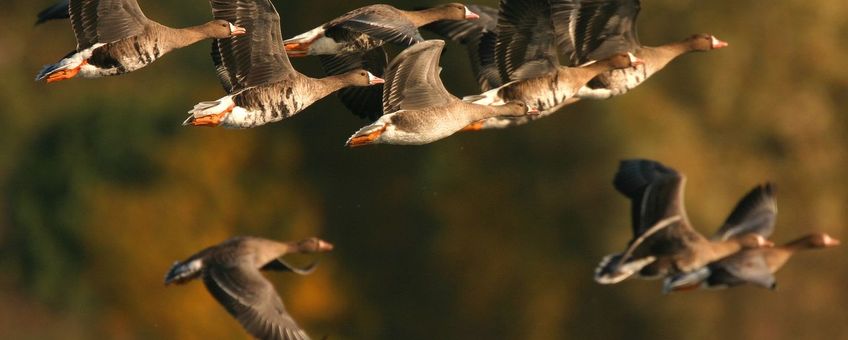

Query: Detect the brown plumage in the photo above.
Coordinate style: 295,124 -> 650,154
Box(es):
165,236 -> 333,340
282,3 -> 478,57
549,0 -> 727,99
184,0 -> 384,128
665,233 -> 840,292
35,0 -> 245,83
345,40 -> 533,147
595,159 -> 774,285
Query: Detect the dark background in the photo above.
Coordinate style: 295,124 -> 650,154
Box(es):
2,0 -> 847,339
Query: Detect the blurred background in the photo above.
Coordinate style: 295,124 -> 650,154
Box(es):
2,0 -> 847,339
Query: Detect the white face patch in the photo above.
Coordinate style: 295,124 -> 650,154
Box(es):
710,36 -> 728,49
228,23 -> 246,35
367,72 -> 383,84
464,6 -> 479,19
627,52 -> 643,66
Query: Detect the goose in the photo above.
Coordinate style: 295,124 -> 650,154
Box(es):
183,0 -> 384,128
35,0 -> 69,25
345,40 -> 534,147
165,236 -> 333,340
595,159 -> 774,285
459,0 -> 643,130
664,233 -> 840,292
35,0 -> 246,83
659,184 -> 841,292
282,3 -> 479,58
551,0 -> 728,99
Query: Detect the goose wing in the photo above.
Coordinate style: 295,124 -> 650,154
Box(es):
422,4 -> 501,91
713,183 -> 777,240
382,40 -> 455,113
551,0 -> 641,65
493,0 -> 560,83
203,264 -> 310,340
70,0 -> 150,49
325,5 -> 423,47
210,0 -> 295,92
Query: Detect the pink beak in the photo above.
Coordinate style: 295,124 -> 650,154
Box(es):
465,6 -> 480,20
317,240 -> 334,252
230,23 -> 247,36
628,53 -> 645,67
711,36 -> 729,49
368,72 -> 385,85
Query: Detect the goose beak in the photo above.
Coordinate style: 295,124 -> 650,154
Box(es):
824,234 -> 841,247
316,239 -> 334,252
464,6 -> 480,20
527,106 -> 540,115
367,72 -> 385,85
229,23 -> 247,36
711,36 -> 728,49
628,52 -> 645,67
757,235 -> 775,247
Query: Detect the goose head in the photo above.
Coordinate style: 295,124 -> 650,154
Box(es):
687,34 -> 728,51
501,101 -> 538,117
343,69 -> 385,86
734,233 -> 775,249
432,3 -> 479,20
204,20 -> 246,38
604,52 -> 645,69
295,237 -> 335,253
798,233 -> 841,249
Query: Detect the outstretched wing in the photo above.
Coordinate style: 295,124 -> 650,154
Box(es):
612,159 -> 690,238
203,265 -> 310,340
70,0 -> 150,49
550,0 -> 641,65
382,40 -> 455,113
494,0 -> 560,82
713,183 -> 778,240
421,4 -> 499,90
211,0 -> 295,91
325,5 -> 423,47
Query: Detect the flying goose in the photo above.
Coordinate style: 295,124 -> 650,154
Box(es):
282,3 -> 479,57
595,159 -> 774,285
345,40 -> 534,147
35,0 -> 246,83
183,0 -> 384,128
165,236 -> 333,340
659,184 -> 841,292
551,0 -> 728,99
459,0 -> 643,130
664,233 -> 840,292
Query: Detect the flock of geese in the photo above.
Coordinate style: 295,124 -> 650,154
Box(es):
33,0 -> 840,339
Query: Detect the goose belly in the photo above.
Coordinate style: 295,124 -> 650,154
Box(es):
315,34 -> 383,55
85,36 -> 169,76
499,78 -> 577,114
226,85 -> 314,128
577,64 -> 651,99
382,110 -> 471,144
